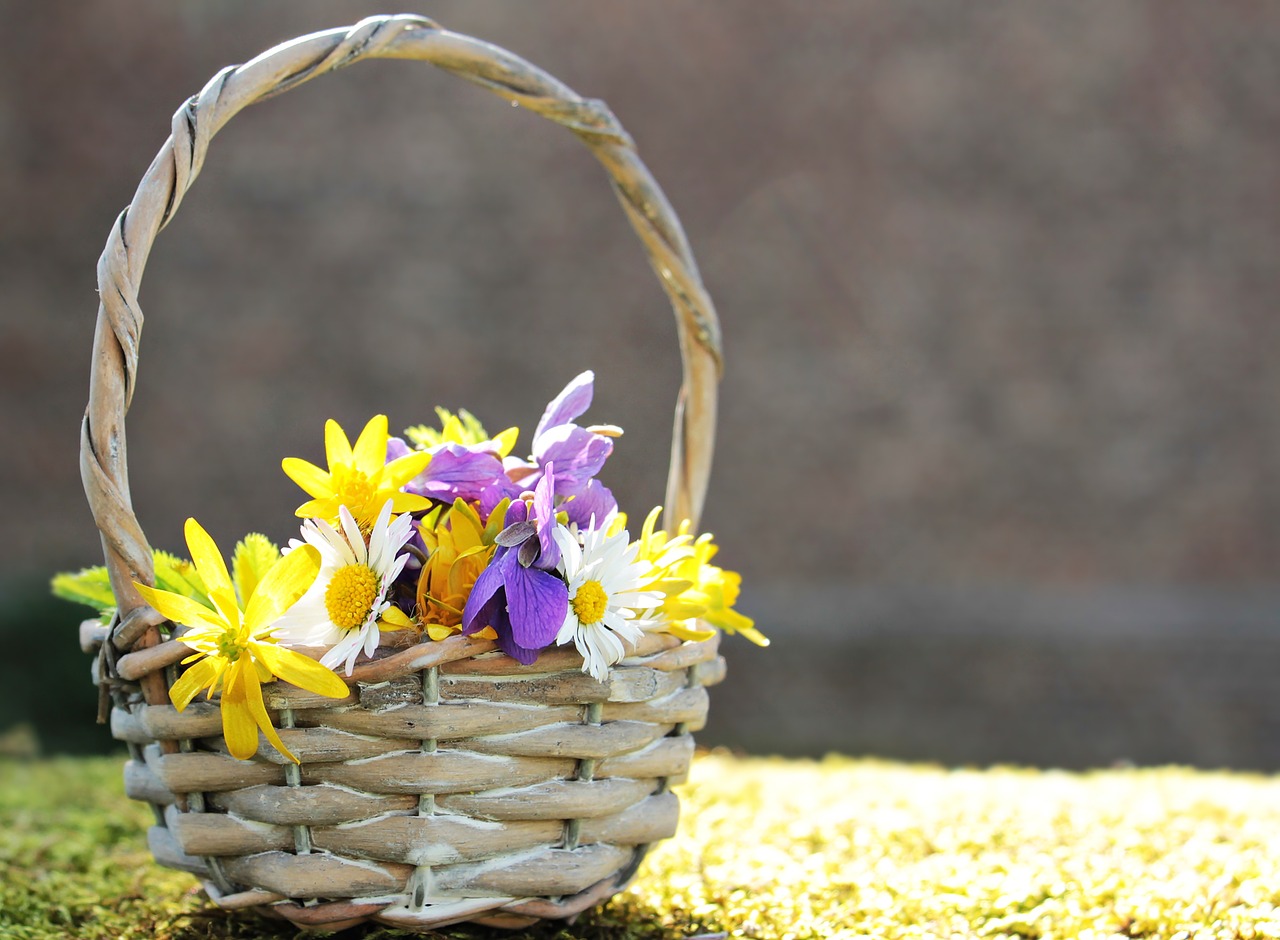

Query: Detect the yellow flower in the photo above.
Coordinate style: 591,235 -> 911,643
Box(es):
634,507 -> 767,646
416,498 -> 506,641
404,407 -> 519,458
282,415 -> 432,530
134,519 -> 350,763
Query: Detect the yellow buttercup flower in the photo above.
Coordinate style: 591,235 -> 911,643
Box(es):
633,507 -> 767,646
282,415 -> 432,530
416,498 -> 506,641
669,532 -> 767,646
134,519 -> 350,763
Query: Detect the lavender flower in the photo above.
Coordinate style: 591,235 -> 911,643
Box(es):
461,467 -> 568,663
388,436 -> 518,510
506,371 -> 619,529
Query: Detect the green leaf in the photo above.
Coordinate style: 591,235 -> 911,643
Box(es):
151,550 -> 209,606
455,407 -> 489,442
231,533 -> 281,606
52,549 -> 209,624
49,567 -> 116,614
404,407 -> 492,450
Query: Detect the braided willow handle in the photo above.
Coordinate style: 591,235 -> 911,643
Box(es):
81,14 -> 723,650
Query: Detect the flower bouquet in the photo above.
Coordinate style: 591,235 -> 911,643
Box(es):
68,14 -> 754,932
62,372 -> 759,763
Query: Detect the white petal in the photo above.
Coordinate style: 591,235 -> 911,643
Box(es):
596,626 -> 626,665
553,526 -> 582,579
579,644 -> 605,681
321,631 -> 362,674
388,510 -> 415,550
339,505 -> 368,566
556,612 -> 579,645
312,517 -> 357,568
385,552 -> 409,585
368,516 -> 388,571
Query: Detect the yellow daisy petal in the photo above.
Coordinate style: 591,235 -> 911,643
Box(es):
379,605 -> 414,631
169,656 -> 221,711
389,491 -> 432,515
450,499 -> 484,537
219,663 -> 260,760
352,414 -> 390,475
281,457 -> 332,500
641,506 -> 663,544
667,621 -> 718,643
426,623 -> 457,641
252,644 -> 350,700
324,418 -> 354,469
243,545 -> 320,634
238,661 -> 296,763
294,497 -> 337,520
383,450 -> 432,489
492,426 -> 519,458
207,588 -> 242,633
133,583 -> 225,632
183,518 -> 234,600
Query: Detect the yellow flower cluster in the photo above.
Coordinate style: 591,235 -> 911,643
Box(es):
630,507 -> 766,646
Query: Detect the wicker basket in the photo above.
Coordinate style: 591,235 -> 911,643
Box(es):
78,14 -> 726,933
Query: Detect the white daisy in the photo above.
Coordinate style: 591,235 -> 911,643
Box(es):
273,498 -> 415,675
553,522 -> 662,682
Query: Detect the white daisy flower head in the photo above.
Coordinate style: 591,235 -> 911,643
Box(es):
273,498 -> 415,675
553,520 -> 663,682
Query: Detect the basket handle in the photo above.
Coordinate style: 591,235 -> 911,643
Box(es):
81,14 -> 723,645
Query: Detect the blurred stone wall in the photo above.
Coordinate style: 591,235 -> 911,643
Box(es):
5,1 -> 1280,765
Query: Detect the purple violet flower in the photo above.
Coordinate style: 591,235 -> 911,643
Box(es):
506,371 -> 619,529
461,467 -> 568,663
389,436 -> 519,511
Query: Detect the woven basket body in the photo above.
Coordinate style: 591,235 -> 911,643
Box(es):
79,15 -> 724,932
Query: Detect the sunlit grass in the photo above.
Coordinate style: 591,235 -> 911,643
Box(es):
4,753 -> 1280,938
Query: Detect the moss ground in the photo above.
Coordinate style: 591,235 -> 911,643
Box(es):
3,752 -> 1280,939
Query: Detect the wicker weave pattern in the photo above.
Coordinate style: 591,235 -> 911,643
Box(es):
85,626 -> 725,930
80,15 -> 727,931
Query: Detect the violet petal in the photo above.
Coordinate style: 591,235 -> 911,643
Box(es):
534,371 -> 594,440
460,550 -> 509,634
478,486 -> 504,523
495,629 -> 541,665
386,436 -> 413,463
533,425 -> 613,487
563,479 -> 618,529
505,564 -> 568,650
532,463 -> 561,570
414,445 -> 509,503
504,498 -> 528,528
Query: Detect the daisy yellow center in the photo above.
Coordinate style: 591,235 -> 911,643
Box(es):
571,580 -> 609,626
334,468 -> 376,515
325,564 -> 379,630
214,631 -> 247,663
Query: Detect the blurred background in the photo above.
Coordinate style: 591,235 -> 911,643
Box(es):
3,1 -> 1280,767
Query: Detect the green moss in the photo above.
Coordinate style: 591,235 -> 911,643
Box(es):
3,753 -> 1280,938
